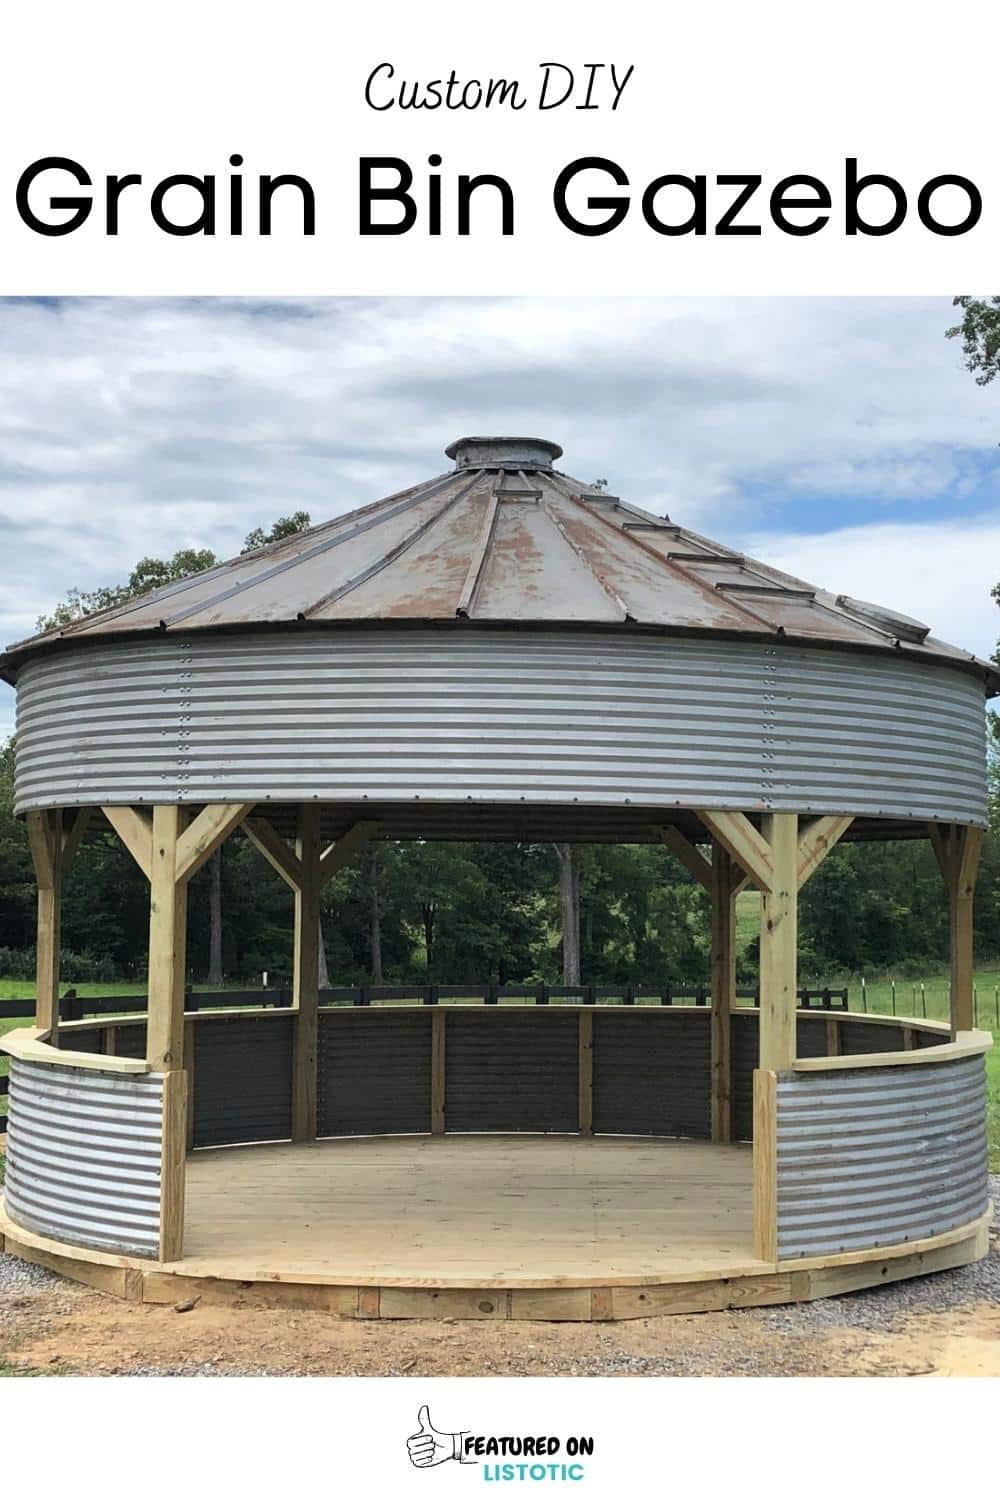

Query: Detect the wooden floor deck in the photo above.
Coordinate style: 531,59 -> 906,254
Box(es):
179,1134 -> 763,1287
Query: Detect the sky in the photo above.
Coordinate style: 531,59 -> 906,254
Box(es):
0,295 -> 998,735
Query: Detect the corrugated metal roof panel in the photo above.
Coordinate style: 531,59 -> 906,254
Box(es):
3,436 -> 996,697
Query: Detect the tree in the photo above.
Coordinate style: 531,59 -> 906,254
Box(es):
242,511 -> 312,552
947,296 -> 1000,386
553,844 -> 581,984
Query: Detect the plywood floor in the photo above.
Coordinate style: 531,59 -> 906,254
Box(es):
180,1135 -> 763,1287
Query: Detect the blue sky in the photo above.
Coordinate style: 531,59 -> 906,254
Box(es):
1,295 -> 998,735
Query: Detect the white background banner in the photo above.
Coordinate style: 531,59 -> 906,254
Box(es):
0,0 -> 998,293
2,1374 -> 998,1496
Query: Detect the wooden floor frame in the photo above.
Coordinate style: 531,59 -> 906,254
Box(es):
0,1151 -> 988,1322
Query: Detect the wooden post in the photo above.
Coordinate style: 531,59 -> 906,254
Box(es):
758,813 -> 798,1073
578,1008 -> 594,1136
26,810 -> 62,1038
147,806 -> 187,1072
709,844 -> 736,1143
146,805 -> 188,1262
930,823 -> 983,1039
752,1070 -> 778,1261
292,803 -> 322,1142
431,1008 -> 446,1135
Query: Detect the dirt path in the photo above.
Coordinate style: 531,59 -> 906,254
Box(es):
2,1272 -> 999,1378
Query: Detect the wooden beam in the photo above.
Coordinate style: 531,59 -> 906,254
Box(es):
431,1008 -> 446,1135
159,1070 -> 188,1262
292,804 -> 321,1142
797,815 -> 853,889
146,806 -> 187,1072
243,816 -> 304,891
931,823 -> 983,1037
26,810 -> 61,1036
145,805 -> 188,1264
102,805 -> 153,880
658,825 -> 713,890
318,820 -> 379,886
758,812 -> 798,1071
696,810 -> 774,894
709,845 -> 736,1143
578,1009 -> 594,1136
175,802 -> 253,884
752,1070 -> 778,1262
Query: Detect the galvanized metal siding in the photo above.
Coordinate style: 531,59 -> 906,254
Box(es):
775,1055 -> 989,1260
445,1012 -> 578,1133
839,1021 -> 908,1055
13,631 -> 987,826
734,1015 -> 824,1141
732,1014 -> 759,1141
192,1017 -> 292,1147
592,1011 -> 710,1138
111,1023 -> 148,1059
317,1011 -> 432,1136
3,1058 -> 162,1256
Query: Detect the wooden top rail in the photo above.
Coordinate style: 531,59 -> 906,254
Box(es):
791,1028 -> 992,1072
0,1027 -> 151,1074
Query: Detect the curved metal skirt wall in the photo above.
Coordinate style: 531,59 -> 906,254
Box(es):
13,629 -> 987,823
3,1059 -> 163,1256
774,1055 -> 990,1260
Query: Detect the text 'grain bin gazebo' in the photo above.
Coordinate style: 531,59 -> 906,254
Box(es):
0,435 -> 995,1320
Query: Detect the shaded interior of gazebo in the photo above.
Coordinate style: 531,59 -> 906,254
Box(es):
0,436 -> 995,1320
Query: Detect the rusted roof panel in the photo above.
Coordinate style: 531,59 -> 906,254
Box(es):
3,436 -> 997,697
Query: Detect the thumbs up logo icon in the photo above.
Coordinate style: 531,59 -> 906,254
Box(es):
406,1405 -> 467,1468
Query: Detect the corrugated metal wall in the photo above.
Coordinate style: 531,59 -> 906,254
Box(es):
444,1012 -> 579,1133
318,1011 -> 432,1136
774,1055 -> 990,1260
592,1011 -> 710,1137
3,1058 -> 163,1256
192,1016 -> 292,1147
13,630 -> 987,825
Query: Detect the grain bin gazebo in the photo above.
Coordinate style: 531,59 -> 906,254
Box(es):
0,435 -> 994,1320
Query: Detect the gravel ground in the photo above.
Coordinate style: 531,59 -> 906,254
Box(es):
756,1172 -> 1000,1335
1,1175 -> 997,1378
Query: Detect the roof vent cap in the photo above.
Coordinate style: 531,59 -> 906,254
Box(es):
446,436 -> 562,471
835,594 -> 930,643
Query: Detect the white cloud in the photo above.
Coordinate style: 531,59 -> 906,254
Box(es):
0,294 -> 997,735
743,515 -> 1000,663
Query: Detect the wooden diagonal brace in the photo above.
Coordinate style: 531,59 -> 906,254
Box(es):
797,815 -> 853,889
102,805 -> 154,880
61,807 -> 92,869
318,820 -> 379,886
175,803 -> 253,884
696,810 -> 774,893
244,816 -> 305,891
658,825 -> 713,891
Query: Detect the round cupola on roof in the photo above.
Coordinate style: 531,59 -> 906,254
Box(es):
445,435 -> 563,470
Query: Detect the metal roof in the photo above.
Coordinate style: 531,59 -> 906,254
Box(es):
4,435 -> 997,695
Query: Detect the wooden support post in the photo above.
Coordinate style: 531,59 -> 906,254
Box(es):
292,804 -> 322,1142
758,812 -> 798,1072
578,1009 -> 594,1136
752,1070 -> 778,1262
930,823 -> 983,1039
709,844 -> 736,1144
431,1008 -> 446,1135
145,805 -> 188,1262
26,810 -> 62,1038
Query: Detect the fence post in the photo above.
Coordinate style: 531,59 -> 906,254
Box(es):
860,976 -> 867,1012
